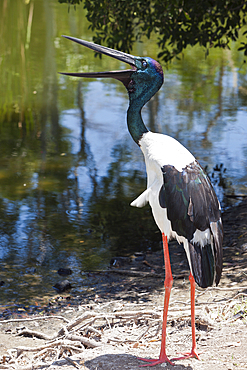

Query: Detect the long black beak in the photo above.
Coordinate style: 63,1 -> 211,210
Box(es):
61,35 -> 136,87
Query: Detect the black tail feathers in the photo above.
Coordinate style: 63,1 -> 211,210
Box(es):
189,242 -> 215,288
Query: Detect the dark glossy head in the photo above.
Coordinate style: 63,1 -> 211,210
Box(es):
126,56 -> 164,106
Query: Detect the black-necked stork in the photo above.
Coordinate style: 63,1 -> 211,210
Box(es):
61,36 -> 223,366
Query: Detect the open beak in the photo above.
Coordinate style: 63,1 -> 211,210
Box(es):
61,35 -> 136,87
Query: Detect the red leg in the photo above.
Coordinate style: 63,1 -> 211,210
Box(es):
138,233 -> 174,366
172,272 -> 200,361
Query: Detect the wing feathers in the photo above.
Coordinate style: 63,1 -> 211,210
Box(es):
130,188 -> 150,208
160,161 -> 223,288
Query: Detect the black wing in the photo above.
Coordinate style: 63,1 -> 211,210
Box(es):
159,160 -> 223,288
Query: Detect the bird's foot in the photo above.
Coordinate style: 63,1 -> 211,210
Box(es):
138,355 -> 175,367
171,348 -> 201,361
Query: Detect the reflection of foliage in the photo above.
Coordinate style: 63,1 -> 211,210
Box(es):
211,164 -> 228,189
59,0 -> 82,4
59,0 -> 247,63
205,164 -> 235,208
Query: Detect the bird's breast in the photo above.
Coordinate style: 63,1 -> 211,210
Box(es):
139,131 -> 195,173
137,131 -> 197,241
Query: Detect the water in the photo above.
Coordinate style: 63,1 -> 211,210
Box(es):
0,0 -> 247,307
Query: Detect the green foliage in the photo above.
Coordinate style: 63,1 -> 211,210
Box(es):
60,0 -> 247,62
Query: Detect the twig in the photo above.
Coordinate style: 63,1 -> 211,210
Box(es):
107,337 -> 136,343
197,285 -> 247,292
15,328 -> 54,341
66,334 -> 102,348
66,357 -> 80,369
86,326 -> 102,336
114,310 -> 160,319
104,315 -> 111,329
15,340 -> 83,357
71,317 -> 97,333
58,312 -> 97,336
83,269 -> 163,278
154,321 -> 162,337
169,300 -> 189,306
0,315 -> 69,324
4,364 -> 51,370
223,292 -> 247,305
136,324 -> 152,341
61,343 -> 84,352
16,340 -> 63,356
31,347 -> 57,361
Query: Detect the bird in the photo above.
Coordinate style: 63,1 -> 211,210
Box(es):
61,35 -> 223,366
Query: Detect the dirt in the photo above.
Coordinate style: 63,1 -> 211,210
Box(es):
0,198 -> 247,369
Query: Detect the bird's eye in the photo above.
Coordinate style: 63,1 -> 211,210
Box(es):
142,60 -> 147,68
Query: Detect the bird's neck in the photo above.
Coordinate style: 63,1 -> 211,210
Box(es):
127,102 -> 148,144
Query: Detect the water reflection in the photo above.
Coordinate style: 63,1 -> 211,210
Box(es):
0,0 -> 247,307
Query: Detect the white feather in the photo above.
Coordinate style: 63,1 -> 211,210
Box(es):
140,131 -> 195,173
191,228 -> 211,247
130,188 -> 150,207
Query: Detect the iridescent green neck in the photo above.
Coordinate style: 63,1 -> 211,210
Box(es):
127,103 -> 148,144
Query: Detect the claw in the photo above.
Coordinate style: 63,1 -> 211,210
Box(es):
138,356 -> 175,367
171,348 -> 201,361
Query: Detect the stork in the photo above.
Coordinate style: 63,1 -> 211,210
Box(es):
61,36 -> 223,366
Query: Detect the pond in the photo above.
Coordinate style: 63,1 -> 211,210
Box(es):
0,0 -> 247,309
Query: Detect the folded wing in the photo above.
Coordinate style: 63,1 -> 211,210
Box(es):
159,161 -> 223,288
